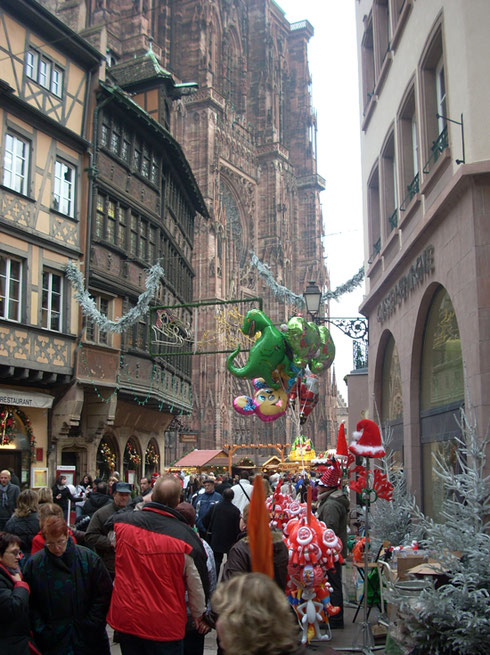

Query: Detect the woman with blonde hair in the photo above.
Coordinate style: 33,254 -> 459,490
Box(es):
4,489 -> 39,565
37,487 -> 53,505
212,572 -> 305,655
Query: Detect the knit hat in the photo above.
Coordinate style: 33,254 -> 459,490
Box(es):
318,463 -> 341,488
176,501 -> 196,527
336,422 -> 348,457
349,419 -> 385,458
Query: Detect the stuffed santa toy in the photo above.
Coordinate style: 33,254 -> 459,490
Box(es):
349,419 -> 385,458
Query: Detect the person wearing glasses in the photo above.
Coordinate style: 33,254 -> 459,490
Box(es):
0,531 -> 38,655
23,515 -> 113,655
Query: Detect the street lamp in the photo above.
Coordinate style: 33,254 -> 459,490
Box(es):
303,281 -> 323,319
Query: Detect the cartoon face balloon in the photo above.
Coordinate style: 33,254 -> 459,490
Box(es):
233,377 -> 288,422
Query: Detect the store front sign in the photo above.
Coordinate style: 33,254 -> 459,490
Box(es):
0,388 -> 54,408
180,433 -> 198,443
377,245 -> 435,324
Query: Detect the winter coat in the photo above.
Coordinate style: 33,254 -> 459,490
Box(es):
316,488 -> 350,558
0,562 -> 31,655
31,527 -> 77,555
222,530 -> 289,590
4,512 -> 40,558
0,482 -> 20,529
193,489 -> 222,535
23,538 -> 112,655
84,500 -> 121,576
201,498 -> 241,553
81,492 -> 111,518
107,502 -> 209,642
52,484 -> 78,515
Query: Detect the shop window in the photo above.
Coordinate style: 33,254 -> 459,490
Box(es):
367,163 -> 381,263
381,335 -> 404,461
124,438 -> 142,480
3,132 -> 30,196
96,436 -> 118,480
0,255 -> 22,322
380,129 -> 397,233
53,160 -> 75,217
420,26 -> 448,173
41,270 -> 63,331
398,86 -> 419,211
145,439 -> 160,477
420,287 -> 464,519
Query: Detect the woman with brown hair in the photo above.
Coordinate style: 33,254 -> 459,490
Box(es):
212,572 -> 305,655
4,489 -> 39,565
30,503 -> 79,554
23,516 -> 113,655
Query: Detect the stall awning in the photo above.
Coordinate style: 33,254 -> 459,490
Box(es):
0,388 -> 54,409
173,449 -> 229,468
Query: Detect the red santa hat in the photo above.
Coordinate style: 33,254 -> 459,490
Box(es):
349,419 -> 386,458
336,422 -> 348,457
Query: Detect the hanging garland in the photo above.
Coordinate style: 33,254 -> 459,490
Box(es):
99,442 -> 116,470
249,251 -> 365,307
125,442 -> 142,466
0,406 -> 36,455
65,261 -> 165,333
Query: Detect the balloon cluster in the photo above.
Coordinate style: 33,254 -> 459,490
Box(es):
227,309 -> 335,423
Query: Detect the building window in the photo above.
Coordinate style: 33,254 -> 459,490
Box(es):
420,287 -> 464,520
361,17 -> 375,111
25,48 -> 63,98
398,86 -> 419,211
380,130 -> 397,232
85,295 -> 111,345
373,0 -> 391,75
41,271 -> 63,331
3,133 -> 30,195
53,160 -> 75,217
95,193 -> 128,246
420,27 -> 448,172
367,164 -> 381,262
0,256 -> 22,322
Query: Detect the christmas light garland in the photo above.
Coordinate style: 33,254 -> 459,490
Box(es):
249,251 -> 365,306
65,261 -> 165,333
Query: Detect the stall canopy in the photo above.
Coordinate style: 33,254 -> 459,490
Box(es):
172,449 -> 229,469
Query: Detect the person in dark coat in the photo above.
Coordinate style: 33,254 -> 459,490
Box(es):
0,470 -> 20,530
52,475 -> 79,520
75,480 -> 111,530
192,475 -> 222,537
23,516 -> 113,655
201,487 -> 240,576
0,531 -> 35,655
4,489 -> 39,565
221,503 -> 289,590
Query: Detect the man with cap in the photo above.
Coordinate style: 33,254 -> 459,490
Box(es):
193,475 -> 222,538
316,462 -> 349,628
84,480 -> 132,578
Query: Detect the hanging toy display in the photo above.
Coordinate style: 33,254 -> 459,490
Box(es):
232,377 -> 288,422
287,435 -> 316,462
309,325 -> 336,374
288,368 -> 319,424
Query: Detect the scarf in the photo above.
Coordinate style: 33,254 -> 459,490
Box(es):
0,482 -> 10,507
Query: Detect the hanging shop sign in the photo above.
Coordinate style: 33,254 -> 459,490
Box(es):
0,388 -> 54,408
180,433 -> 198,443
376,245 -> 435,324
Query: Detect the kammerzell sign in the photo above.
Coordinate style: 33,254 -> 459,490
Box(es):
377,245 -> 435,324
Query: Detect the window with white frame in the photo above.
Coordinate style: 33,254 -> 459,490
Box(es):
85,295 -> 111,345
41,271 -> 63,331
53,160 -> 75,216
0,256 -> 22,322
3,133 -> 30,195
435,58 -> 447,134
25,48 -> 63,98
398,86 -> 420,210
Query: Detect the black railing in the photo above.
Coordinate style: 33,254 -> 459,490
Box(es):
423,126 -> 448,174
400,172 -> 420,211
368,237 -> 381,264
388,208 -> 398,231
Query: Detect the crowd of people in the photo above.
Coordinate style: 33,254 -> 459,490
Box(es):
0,465 -> 349,655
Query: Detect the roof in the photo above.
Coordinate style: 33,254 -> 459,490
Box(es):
110,49 -> 173,88
173,449 -> 229,468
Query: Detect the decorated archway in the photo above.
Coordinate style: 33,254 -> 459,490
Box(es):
96,434 -> 118,480
144,439 -> 160,477
123,437 -> 142,483
0,406 -> 35,486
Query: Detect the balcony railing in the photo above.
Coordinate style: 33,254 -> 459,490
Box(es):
423,126 -> 449,174
368,237 -> 381,264
388,208 -> 398,231
400,172 -> 420,212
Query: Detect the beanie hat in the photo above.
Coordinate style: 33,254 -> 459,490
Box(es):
319,463 -> 341,488
336,422 -> 348,457
349,419 -> 385,458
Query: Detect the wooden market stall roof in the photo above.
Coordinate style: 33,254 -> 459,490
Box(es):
172,449 -> 229,468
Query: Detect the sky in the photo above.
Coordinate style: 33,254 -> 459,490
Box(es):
278,0 -> 365,400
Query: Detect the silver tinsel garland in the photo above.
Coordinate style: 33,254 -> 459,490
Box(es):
250,251 -> 364,307
65,260 -> 165,333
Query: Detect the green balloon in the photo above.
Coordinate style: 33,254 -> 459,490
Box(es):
310,325 -> 335,374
